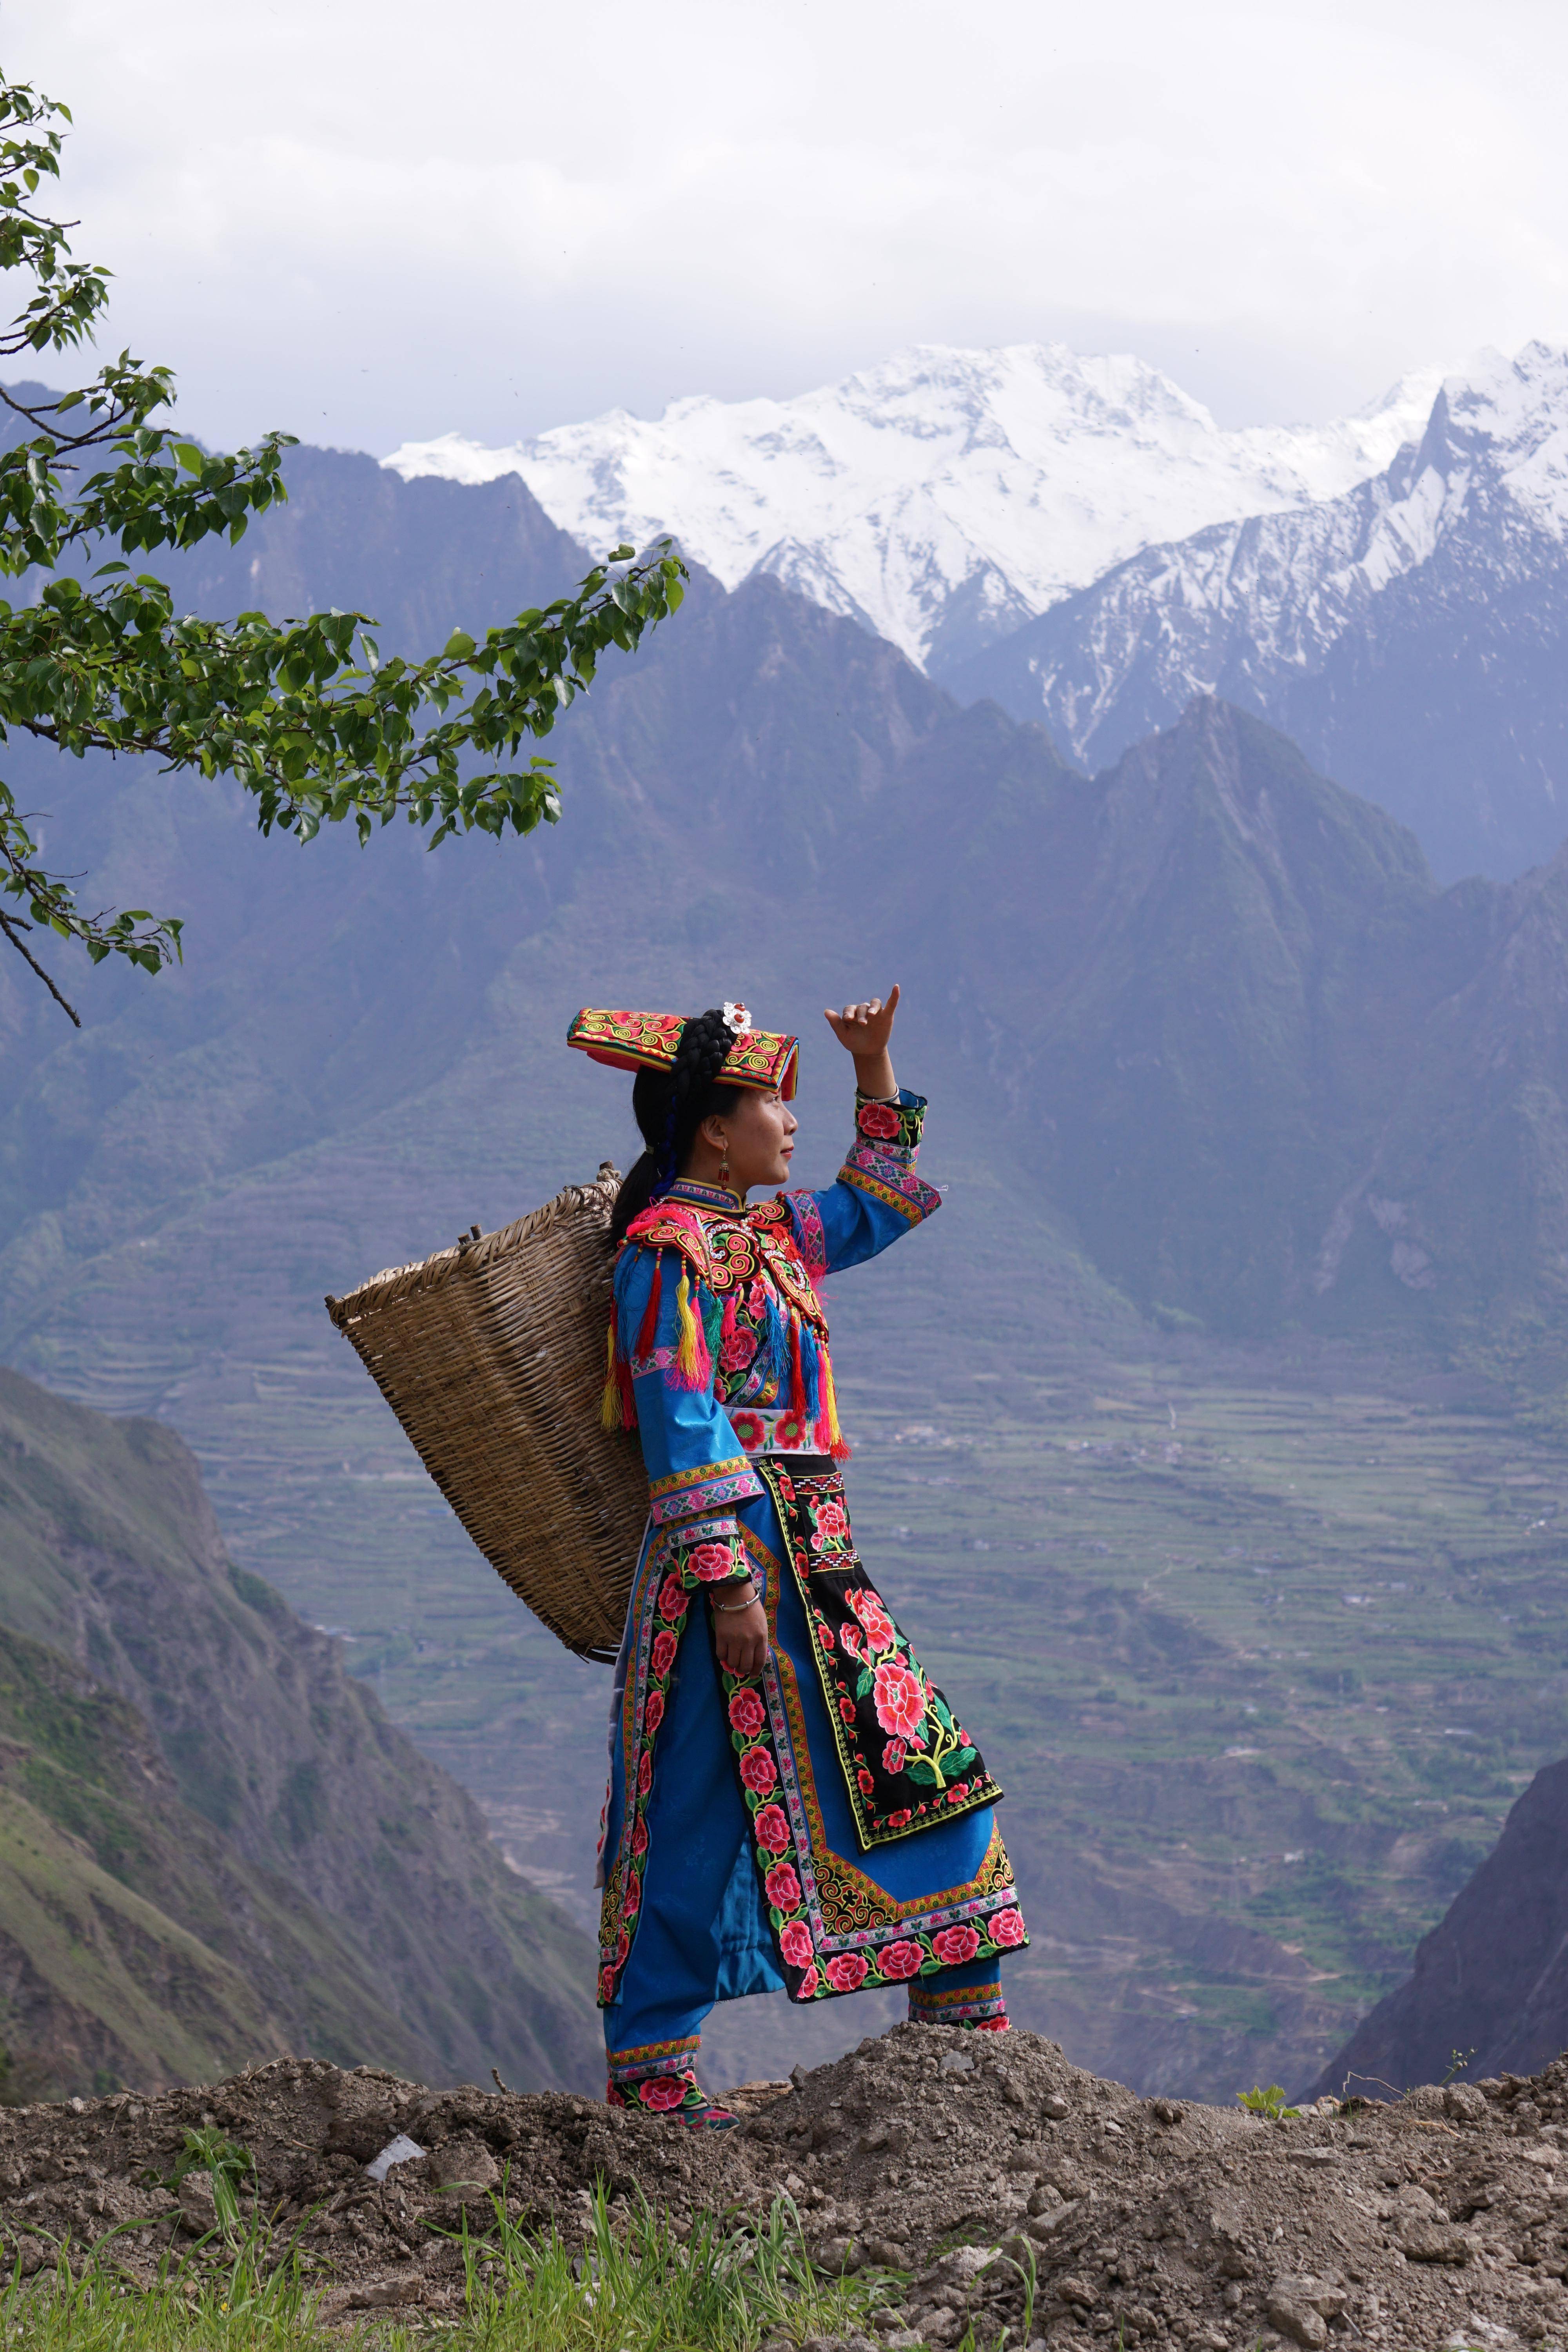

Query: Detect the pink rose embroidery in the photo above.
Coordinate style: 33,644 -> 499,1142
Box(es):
826,1953 -> 869,1992
873,1659 -> 927,1741
622,1873 -> 641,1916
637,1751 -> 653,1795
838,1696 -> 857,1723
886,1808 -> 911,1829
812,1499 -> 850,1543
652,1628 -> 678,1677
857,1767 -> 875,1796
765,1862 -> 802,1909
639,2075 -> 686,2112
839,1623 -> 864,1659
817,1623 -> 836,1652
858,1102 -> 902,1139
798,1965 -> 820,1998
779,1920 -> 814,1968
689,1541 -> 737,1581
599,1966 -> 617,2003
643,1690 -> 665,1735
631,1817 -> 648,1856
728,1689 -> 766,1739
881,1737 -> 906,1775
931,1923 -> 980,1967
754,1804 -> 790,1853
720,1327 -> 759,1371
879,1940 -> 923,1981
849,1589 -> 897,1650
739,1746 -> 778,1794
657,1575 -> 688,1621
990,1907 -> 1027,1948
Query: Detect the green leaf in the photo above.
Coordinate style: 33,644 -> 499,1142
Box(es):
854,1666 -> 873,1699
443,628 -> 476,659
904,1757 -> 941,1787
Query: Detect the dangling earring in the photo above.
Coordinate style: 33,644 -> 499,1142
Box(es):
718,1137 -> 731,1189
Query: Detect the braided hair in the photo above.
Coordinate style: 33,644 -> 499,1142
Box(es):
608,1008 -> 744,1244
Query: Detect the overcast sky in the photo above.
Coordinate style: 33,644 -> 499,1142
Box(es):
6,0 -> 1566,454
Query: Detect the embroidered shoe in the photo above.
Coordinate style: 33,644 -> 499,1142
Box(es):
606,2065 -> 740,2130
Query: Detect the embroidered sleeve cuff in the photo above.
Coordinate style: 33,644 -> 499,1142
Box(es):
648,1455 -> 764,1526
661,1517 -> 750,1587
839,1149 -> 943,1226
853,1087 -> 926,1160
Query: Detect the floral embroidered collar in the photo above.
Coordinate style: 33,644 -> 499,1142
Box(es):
661,1178 -> 747,1214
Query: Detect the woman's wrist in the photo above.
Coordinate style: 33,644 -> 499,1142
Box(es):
708,1578 -> 758,1613
852,1052 -> 897,1101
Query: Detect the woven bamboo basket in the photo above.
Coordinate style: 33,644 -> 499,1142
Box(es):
324,1164 -> 647,1663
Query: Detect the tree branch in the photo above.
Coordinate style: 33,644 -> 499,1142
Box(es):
0,907 -> 80,1024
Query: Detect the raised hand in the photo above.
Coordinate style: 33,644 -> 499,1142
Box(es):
824,984 -> 900,1100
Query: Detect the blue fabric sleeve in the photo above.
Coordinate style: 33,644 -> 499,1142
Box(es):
615,1242 -> 763,1587
784,1087 -> 942,1278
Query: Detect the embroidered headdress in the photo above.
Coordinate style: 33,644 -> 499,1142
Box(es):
567,1005 -> 799,1099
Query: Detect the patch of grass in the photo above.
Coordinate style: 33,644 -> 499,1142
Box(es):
1,2190 -> 892,2350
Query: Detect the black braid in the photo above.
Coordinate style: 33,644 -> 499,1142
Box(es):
608,1009 -> 744,1244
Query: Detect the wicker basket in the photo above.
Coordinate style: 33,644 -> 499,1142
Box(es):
325,1164 -> 647,1663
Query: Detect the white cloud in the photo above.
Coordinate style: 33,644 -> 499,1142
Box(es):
4,0 -> 1567,450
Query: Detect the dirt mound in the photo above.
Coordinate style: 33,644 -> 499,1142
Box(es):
5,2027 -> 1568,2345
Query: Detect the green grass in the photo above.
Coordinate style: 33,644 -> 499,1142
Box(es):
2,2191 -> 893,2351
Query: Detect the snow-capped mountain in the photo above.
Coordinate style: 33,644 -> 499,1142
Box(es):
383,343 -> 1440,672
948,343 -> 1568,880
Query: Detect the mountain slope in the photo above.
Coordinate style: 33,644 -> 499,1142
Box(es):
0,1368 -> 599,2098
946,343 -> 1568,880
1307,1755 -> 1568,2096
384,343 -> 1437,672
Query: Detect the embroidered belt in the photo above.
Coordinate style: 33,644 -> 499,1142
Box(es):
724,1405 -> 829,1457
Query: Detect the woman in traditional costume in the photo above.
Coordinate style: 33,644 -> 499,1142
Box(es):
568,989 -> 1027,2127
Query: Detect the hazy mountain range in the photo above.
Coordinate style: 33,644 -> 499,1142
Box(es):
387,339 -> 1568,880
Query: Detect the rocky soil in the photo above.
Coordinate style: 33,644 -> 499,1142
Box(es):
6,2026 -> 1568,2346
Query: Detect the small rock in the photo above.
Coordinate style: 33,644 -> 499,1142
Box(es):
1265,2287 -> 1327,2350
940,2050 -> 975,2074
1149,2098 -> 1185,2125
176,2171 -> 218,2235
1057,2275 -> 1096,2308
1042,2092 -> 1071,2121
1396,2218 -> 1477,2264
424,2136 -> 499,2194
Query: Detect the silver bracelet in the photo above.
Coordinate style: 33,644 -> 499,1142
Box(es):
709,1584 -> 759,1613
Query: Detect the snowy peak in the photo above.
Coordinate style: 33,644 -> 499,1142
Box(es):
945,340 -> 1568,882
383,341 -> 1441,671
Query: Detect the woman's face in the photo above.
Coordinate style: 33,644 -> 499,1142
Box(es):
698,1087 -> 797,1194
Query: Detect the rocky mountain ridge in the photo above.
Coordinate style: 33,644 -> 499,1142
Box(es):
948,341 -> 1568,879
0,1367 -> 599,2100
383,341 -> 1438,673
1312,1755 -> 1568,2103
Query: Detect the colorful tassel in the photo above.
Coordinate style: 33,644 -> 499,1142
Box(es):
673,1263 -> 710,1389
601,1314 -> 623,1430
819,1348 -> 850,1460
789,1315 -> 809,1424
635,1252 -> 664,1363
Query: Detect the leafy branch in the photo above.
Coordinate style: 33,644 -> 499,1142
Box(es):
0,75 -> 686,1021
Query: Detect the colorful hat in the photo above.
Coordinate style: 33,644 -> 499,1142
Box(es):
567,1004 -> 799,1098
